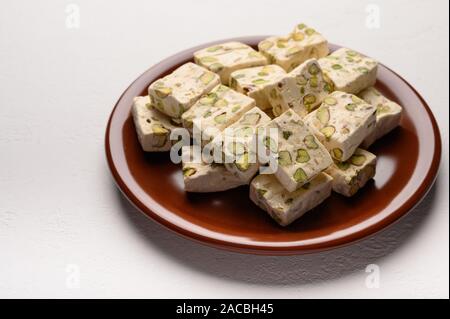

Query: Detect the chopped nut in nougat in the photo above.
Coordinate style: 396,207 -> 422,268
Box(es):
358,87 -> 402,148
131,96 -> 177,152
325,148 -> 376,197
212,107 -> 271,183
229,64 -> 286,110
148,62 -> 220,118
181,84 -> 255,142
318,48 -> 378,94
304,91 -> 376,161
181,146 -> 246,192
194,42 -> 268,84
249,172 -> 333,226
258,23 -> 329,72
261,110 -> 332,192
266,58 -> 333,118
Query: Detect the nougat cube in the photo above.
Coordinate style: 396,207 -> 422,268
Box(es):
261,110 -> 333,192
181,146 -> 246,192
266,59 -> 333,118
131,96 -> 178,152
181,85 -> 255,142
229,65 -> 286,110
304,91 -> 376,162
258,23 -> 329,72
250,172 -> 333,226
318,48 -> 378,94
325,148 -> 376,197
358,87 -> 403,148
194,42 -> 268,84
212,107 -> 271,183
148,62 -> 220,118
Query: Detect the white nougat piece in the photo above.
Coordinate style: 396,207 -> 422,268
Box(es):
181,146 -> 246,192
258,23 -> 329,72
358,87 -> 403,148
318,48 -> 378,94
304,91 -> 376,162
249,172 -> 333,226
213,107 -> 271,183
262,110 -> 333,192
131,96 -> 177,152
229,65 -> 286,110
194,42 -> 268,84
148,62 -> 220,118
266,59 -> 333,117
181,84 -> 255,142
325,148 -> 376,197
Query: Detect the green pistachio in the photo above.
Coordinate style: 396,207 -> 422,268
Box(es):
358,67 -> 369,74
203,110 -> 212,118
235,126 -> 254,137
296,149 -> 310,163
320,126 -> 335,140
350,154 -> 366,166
308,63 -> 320,75
345,103 -> 357,111
248,51 -> 263,58
324,97 -> 337,105
376,104 -> 391,115
352,95 -> 363,103
286,46 -> 302,56
276,39 -> 288,48
154,87 -> 172,98
200,56 -> 218,64
152,123 -> 169,135
336,161 -> 350,170
303,94 -> 317,106
282,131 -> 292,140
259,40 -> 273,51
304,135 -> 318,149
257,189 -> 267,197
214,112 -> 227,124
292,32 -> 305,41
297,75 -> 307,85
305,28 -> 316,36
252,78 -> 269,85
209,63 -> 224,72
231,105 -> 241,113
316,107 -> 330,124
332,148 -> 343,160
241,112 -> 261,125
264,137 -> 277,153
214,98 -> 228,107
293,168 -> 307,183
227,141 -> 245,155
235,152 -> 250,171
200,72 -> 215,85
206,45 -> 222,52
199,93 -> 217,105
182,167 -> 197,177
278,151 -> 292,166
309,77 -> 318,87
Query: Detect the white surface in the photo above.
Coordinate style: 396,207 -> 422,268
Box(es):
0,0 -> 448,298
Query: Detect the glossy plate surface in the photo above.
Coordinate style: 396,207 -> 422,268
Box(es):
105,37 -> 441,255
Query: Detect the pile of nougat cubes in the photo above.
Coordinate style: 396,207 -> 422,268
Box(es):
132,23 -> 402,226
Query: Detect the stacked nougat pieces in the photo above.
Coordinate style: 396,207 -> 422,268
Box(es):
131,22 -> 403,226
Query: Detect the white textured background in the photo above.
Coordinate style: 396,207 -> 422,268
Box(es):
0,0 -> 448,298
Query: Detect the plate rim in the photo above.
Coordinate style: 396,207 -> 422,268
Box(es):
105,36 -> 442,255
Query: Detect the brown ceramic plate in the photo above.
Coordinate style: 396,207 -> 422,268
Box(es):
105,36 -> 441,255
